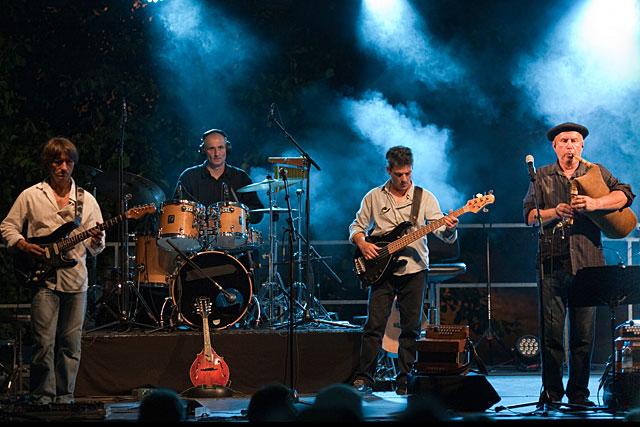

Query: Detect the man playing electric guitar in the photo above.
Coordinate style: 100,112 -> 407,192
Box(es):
0,137 -> 105,405
349,145 -> 458,396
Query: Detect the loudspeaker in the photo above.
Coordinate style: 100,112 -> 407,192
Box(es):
407,373 -> 500,412
602,372 -> 640,410
198,129 -> 231,157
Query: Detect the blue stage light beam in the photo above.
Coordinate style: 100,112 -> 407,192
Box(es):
575,0 -> 640,83
358,0 -> 463,87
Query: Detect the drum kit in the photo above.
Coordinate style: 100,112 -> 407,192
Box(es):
84,158 -> 344,332
97,174 -> 322,332
128,195 -> 268,331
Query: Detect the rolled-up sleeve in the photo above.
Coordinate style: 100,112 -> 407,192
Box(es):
349,193 -> 373,243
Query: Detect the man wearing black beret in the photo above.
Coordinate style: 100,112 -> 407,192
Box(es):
522,122 -> 635,408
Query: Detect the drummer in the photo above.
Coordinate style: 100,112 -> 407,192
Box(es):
173,129 -> 264,224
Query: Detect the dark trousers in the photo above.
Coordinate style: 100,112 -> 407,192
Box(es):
538,264 -> 595,401
354,270 -> 426,385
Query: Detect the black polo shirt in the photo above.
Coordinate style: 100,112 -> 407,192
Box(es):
173,162 -> 264,224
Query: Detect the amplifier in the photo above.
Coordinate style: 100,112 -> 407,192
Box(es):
614,337 -> 640,374
414,325 -> 471,375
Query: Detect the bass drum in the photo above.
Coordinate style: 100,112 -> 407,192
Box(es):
171,251 -> 252,330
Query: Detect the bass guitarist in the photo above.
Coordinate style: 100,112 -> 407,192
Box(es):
0,137 -> 105,405
349,145 -> 458,395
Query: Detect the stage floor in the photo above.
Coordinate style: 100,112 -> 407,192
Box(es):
0,325 -> 635,422
1,367 -> 630,422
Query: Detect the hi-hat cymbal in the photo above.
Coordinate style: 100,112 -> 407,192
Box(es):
94,171 -> 166,206
250,207 -> 299,214
237,177 -> 303,193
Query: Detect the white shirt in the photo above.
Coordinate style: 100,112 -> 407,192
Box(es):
349,181 -> 457,276
1,178 -> 105,292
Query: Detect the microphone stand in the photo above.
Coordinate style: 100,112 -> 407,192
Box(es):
280,168 -> 298,396
86,98 -> 158,333
267,108 -> 322,325
496,169 -> 557,414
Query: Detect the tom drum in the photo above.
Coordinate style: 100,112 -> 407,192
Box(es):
158,200 -> 205,252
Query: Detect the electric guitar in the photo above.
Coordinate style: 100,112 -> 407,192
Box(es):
13,204 -> 156,286
353,193 -> 495,289
190,296 -> 230,387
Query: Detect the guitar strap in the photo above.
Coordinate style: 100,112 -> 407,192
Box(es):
410,186 -> 423,226
75,187 -> 85,227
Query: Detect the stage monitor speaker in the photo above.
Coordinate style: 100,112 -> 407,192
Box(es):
407,373 -> 500,412
602,372 -> 640,410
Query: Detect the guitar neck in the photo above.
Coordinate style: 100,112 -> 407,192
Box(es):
202,318 -> 213,359
386,205 -> 468,255
58,212 -> 126,251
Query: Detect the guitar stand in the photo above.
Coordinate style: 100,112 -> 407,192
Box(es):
182,384 -> 233,399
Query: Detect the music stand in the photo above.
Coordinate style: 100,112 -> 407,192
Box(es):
570,265 -> 640,410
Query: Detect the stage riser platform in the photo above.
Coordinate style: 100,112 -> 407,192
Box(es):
76,329 -> 361,397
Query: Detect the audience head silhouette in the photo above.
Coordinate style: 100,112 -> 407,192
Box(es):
247,383 -> 298,422
297,383 -> 363,422
396,394 -> 451,422
138,388 -> 186,422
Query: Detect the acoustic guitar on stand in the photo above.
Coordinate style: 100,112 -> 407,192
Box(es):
353,193 -> 495,289
190,296 -> 230,388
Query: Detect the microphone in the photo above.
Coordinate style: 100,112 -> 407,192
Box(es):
279,167 -> 287,181
222,181 -> 230,204
176,182 -> 183,199
525,155 -> 536,182
267,103 -> 274,127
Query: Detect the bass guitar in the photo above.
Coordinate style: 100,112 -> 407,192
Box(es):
190,296 -> 230,387
353,193 -> 495,289
14,204 -> 156,286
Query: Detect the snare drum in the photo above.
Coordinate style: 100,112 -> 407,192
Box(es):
207,201 -> 249,250
134,234 -> 178,287
158,200 -> 205,252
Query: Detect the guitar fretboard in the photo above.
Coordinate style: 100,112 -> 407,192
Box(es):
58,213 -> 127,251
383,205 -> 469,256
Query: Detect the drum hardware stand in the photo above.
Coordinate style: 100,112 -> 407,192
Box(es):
1,313 -> 29,398
267,106 -> 321,338
248,178 -> 298,328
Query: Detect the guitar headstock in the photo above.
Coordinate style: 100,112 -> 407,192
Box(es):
127,204 -> 157,219
195,296 -> 212,319
465,191 -> 495,213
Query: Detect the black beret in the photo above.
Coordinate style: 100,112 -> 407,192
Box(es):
546,122 -> 589,141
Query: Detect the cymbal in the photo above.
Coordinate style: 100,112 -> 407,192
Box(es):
76,164 -> 103,177
236,177 -> 303,193
94,171 -> 166,207
250,207 -> 299,214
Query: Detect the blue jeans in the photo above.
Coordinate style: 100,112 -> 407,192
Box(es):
30,288 -> 87,404
354,271 -> 426,385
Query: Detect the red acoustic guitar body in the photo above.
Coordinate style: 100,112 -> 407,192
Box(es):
189,296 -> 230,387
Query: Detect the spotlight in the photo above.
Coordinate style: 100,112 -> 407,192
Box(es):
513,335 -> 540,371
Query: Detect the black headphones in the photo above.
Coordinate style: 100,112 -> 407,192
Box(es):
198,129 -> 232,157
